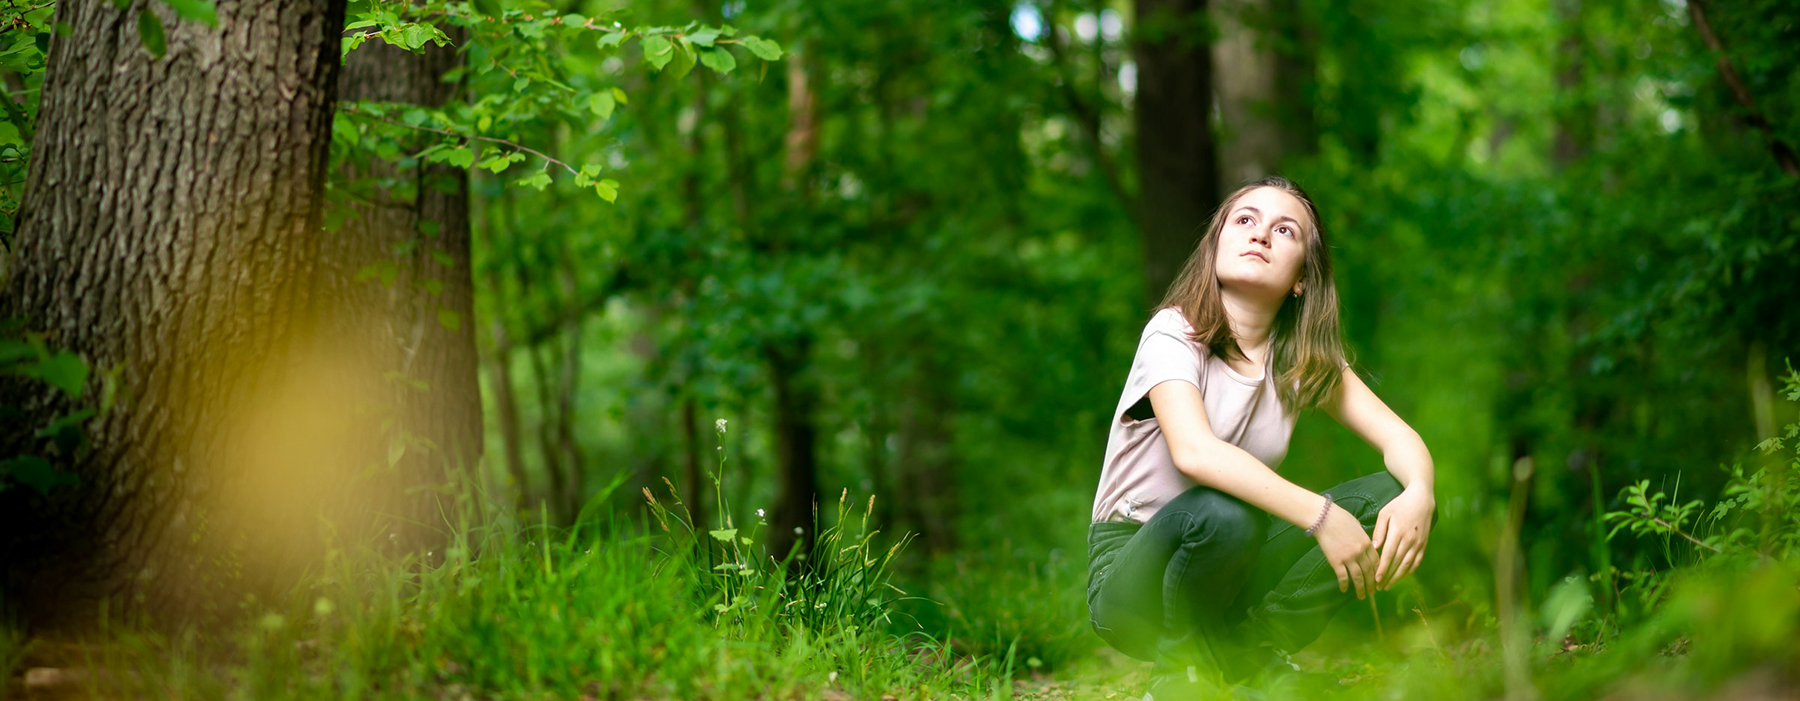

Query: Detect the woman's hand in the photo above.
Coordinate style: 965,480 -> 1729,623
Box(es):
1313,502 -> 1379,599
1372,486 -> 1435,590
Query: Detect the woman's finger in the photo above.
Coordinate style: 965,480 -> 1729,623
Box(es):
1374,531 -> 1397,586
1376,535 -> 1405,587
1372,510 -> 1391,550
1346,560 -> 1367,599
1384,546 -> 1414,590
1334,561 -> 1350,593
1404,545 -> 1426,580
1391,549 -> 1419,588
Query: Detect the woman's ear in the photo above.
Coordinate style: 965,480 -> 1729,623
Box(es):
1292,284 -> 1304,297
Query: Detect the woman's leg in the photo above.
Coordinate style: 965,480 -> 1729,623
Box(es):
1227,472 -> 1404,665
1088,486 -> 1268,680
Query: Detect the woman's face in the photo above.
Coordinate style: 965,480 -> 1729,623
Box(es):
1213,186 -> 1311,301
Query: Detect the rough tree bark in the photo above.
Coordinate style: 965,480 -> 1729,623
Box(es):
1133,0 -> 1220,305
0,0 -> 345,628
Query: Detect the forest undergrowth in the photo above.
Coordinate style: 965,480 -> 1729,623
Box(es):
5,375 -> 1800,700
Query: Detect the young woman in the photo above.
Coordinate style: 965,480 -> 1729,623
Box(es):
1087,176 -> 1437,698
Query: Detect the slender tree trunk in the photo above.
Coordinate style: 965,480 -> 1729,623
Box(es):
1550,0 -> 1589,167
0,0 -> 345,628
1212,0 -> 1315,183
554,262 -> 583,520
487,320 -> 531,504
681,398 -> 706,529
1212,0 -> 1281,185
319,30 -> 481,553
765,51 -> 822,561
896,350 -> 957,553
767,338 -> 820,559
1133,0 -> 1219,305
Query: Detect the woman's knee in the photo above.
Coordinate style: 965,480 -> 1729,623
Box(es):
1161,487 -> 1266,553
1332,472 -> 1405,519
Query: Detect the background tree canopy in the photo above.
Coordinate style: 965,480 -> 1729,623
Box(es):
1,0 -> 1798,697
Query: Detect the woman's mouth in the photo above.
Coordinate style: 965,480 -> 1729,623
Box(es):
1241,250 -> 1268,263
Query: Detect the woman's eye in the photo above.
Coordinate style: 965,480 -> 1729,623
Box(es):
1277,226 -> 1294,237
1236,216 -> 1252,225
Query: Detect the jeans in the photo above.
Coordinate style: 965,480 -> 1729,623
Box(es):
1086,472 -> 1404,681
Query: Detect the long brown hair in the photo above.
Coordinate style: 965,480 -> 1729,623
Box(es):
1156,176 -> 1347,411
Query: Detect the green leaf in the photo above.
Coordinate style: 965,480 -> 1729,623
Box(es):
400,24 -> 433,51
700,47 -> 736,75
446,146 -> 475,169
709,528 -> 737,542
687,27 -> 719,47
594,178 -> 618,203
36,408 -> 95,454
471,0 -> 501,19
160,0 -> 217,26
137,8 -> 166,59
642,36 -> 673,71
515,171 -> 552,191
0,455 -> 77,496
741,36 -> 782,61
430,249 -> 454,267
26,351 -> 88,400
513,76 -> 531,93
0,339 -> 34,365
596,31 -> 627,51
669,38 -> 696,79
437,308 -> 461,332
588,91 -> 615,120
611,87 -> 628,105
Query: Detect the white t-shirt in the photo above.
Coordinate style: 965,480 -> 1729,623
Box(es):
1091,308 -> 1297,523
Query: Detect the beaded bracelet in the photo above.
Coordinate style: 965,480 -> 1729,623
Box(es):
1304,493 -> 1335,537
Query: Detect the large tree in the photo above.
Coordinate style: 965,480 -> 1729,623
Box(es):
0,0 -> 351,628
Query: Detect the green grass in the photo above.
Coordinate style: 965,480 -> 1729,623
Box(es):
3,506 -> 1798,699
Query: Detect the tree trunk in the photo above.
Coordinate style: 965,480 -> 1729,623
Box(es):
1133,0 -> 1219,305
1212,0 -> 1281,185
317,31 -> 482,552
1550,0 -> 1589,167
0,0 -> 345,628
1212,0 -> 1315,183
487,319 -> 531,504
766,338 -> 820,560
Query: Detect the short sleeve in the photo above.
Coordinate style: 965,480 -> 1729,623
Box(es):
1118,314 -> 1204,421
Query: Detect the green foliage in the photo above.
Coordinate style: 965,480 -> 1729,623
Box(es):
1606,361 -> 1800,570
0,325 -> 116,496
642,420 -> 915,638
334,0 -> 782,204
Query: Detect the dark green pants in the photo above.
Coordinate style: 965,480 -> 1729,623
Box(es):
1086,472 -> 1403,680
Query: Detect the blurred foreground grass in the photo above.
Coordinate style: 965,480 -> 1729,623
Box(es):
4,511 -> 1795,700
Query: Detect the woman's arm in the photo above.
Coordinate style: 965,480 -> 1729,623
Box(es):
1323,367 -> 1436,590
1147,380 -> 1382,599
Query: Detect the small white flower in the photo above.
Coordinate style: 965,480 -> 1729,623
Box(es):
756,508 -> 766,518
794,526 -> 804,535
715,418 -> 728,434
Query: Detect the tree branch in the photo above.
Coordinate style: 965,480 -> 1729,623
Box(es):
1688,0 -> 1799,176
342,105 -> 578,176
